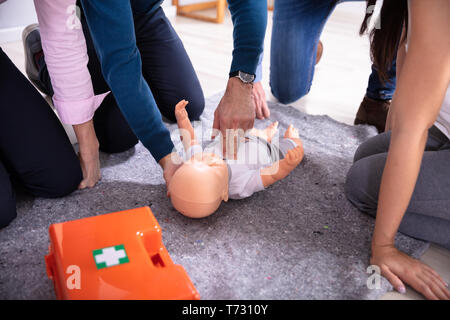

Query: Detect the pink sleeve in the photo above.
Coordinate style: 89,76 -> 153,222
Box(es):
33,0 -> 109,125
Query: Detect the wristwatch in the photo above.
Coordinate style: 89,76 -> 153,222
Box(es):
229,70 -> 255,84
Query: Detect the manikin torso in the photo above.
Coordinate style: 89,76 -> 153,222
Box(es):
187,134 -> 296,199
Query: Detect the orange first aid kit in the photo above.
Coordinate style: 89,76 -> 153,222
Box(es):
45,206 -> 200,300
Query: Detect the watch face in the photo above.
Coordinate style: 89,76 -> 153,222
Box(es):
238,71 -> 255,83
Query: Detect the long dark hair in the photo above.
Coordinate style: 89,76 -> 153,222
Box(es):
360,0 -> 408,83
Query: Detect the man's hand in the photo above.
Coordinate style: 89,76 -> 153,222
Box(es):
371,244 -> 449,300
253,81 -> 270,120
159,152 -> 183,190
73,120 -> 101,189
212,77 -> 256,139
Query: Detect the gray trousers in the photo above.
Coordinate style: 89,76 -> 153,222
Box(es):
345,126 -> 450,249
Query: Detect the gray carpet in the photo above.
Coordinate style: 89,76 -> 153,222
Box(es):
0,93 -> 429,300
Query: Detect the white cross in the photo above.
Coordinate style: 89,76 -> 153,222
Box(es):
95,247 -> 126,267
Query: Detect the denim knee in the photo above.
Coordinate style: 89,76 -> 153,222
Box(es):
270,78 -> 311,105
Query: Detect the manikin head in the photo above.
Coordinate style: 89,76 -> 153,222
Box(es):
168,153 -> 229,218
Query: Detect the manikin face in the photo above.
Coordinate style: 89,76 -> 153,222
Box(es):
168,153 -> 229,218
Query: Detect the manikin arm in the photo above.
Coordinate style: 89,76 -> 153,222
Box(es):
175,100 -> 199,152
260,145 -> 304,188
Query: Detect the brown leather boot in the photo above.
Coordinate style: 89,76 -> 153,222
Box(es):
354,96 -> 390,133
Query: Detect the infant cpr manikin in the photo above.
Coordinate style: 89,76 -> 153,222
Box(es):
168,100 -> 304,218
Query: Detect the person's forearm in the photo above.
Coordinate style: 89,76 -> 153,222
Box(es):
377,0 -> 450,247
34,0 -> 108,125
396,31 -> 407,81
73,120 -> 99,152
385,38 -> 406,132
228,0 -> 267,76
372,127 -> 428,247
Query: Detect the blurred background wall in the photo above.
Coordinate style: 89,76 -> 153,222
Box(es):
0,0 -> 175,44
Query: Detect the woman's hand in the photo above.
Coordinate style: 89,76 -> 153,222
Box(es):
73,120 -> 101,189
78,141 -> 101,189
371,244 -> 449,300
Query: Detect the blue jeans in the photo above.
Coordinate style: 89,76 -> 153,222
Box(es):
270,0 -> 396,104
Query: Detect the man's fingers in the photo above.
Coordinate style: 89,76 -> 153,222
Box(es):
255,103 -> 263,119
261,100 -> 270,119
254,94 -> 263,120
212,110 -> 220,139
253,82 -> 269,119
221,118 -> 231,156
231,116 -> 240,130
245,117 -> 255,132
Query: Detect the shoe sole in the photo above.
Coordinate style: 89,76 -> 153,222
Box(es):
22,23 -> 48,93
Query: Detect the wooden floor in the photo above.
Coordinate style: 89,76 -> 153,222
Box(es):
1,2 -> 448,300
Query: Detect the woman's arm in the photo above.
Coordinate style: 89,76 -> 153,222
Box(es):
72,120 -> 100,189
385,26 -> 407,132
372,0 -> 450,299
34,0 -> 108,189
34,0 -> 108,125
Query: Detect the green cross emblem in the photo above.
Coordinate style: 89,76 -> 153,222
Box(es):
93,245 -> 129,269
